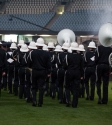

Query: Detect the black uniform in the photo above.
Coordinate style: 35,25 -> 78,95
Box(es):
57,51 -> 68,103
28,49 -> 51,106
12,48 -> 20,96
79,52 -> 85,98
84,49 -> 96,100
95,45 -> 112,104
7,48 -> 15,94
0,48 -> 7,94
64,51 -> 83,108
17,51 -> 29,99
25,50 -> 33,103
1,43 -> 8,90
48,50 -> 58,99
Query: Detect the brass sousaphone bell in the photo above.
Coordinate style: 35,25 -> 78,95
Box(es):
98,23 -> 112,67
57,29 -> 75,46
98,23 -> 112,47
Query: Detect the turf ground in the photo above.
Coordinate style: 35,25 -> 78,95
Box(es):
0,83 -> 112,125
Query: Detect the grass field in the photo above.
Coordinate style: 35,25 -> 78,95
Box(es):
0,83 -> 112,125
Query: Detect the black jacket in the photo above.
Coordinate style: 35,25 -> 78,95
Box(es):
48,50 -> 58,69
84,50 -> 96,67
95,45 -> 112,65
0,48 -> 7,72
63,51 -> 83,76
58,51 -> 68,68
6,49 -> 15,66
17,51 -> 29,67
28,49 -> 51,74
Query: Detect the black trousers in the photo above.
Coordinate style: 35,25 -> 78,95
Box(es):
0,68 -> 3,95
57,68 -> 65,102
84,67 -> 96,100
79,79 -> 85,98
7,65 -> 14,93
31,69 -> 47,105
50,68 -> 58,98
18,68 -> 27,99
25,69 -> 31,101
14,67 -> 19,96
44,77 -> 49,95
96,64 -> 110,103
2,72 -> 7,90
65,69 -> 80,107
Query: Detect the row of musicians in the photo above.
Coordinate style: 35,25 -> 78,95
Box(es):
0,39 -> 112,107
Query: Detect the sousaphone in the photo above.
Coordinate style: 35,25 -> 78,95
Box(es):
57,29 -> 75,46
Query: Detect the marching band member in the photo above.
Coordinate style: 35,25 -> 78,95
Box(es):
42,45 -> 49,96
28,38 -> 51,107
12,40 -> 24,96
78,44 -> 85,98
47,42 -> 57,99
57,42 -> 70,103
95,44 -> 112,104
25,41 -> 37,102
1,42 -> 8,91
64,42 -> 83,108
54,45 -> 63,101
17,44 -> 29,99
84,41 -> 96,100
0,42 -> 7,95
7,43 -> 17,94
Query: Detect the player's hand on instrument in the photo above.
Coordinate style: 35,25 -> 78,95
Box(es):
2,72 -> 6,76
47,74 -> 51,77
81,77 -> 83,80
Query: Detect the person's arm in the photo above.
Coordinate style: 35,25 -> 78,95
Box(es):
47,54 -> 51,77
2,51 -> 7,76
63,54 -> 68,70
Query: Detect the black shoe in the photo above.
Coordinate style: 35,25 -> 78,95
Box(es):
38,103 -> 42,107
86,97 -> 89,100
59,100 -> 63,104
89,96 -> 94,101
32,102 -> 37,107
102,102 -> 107,104
66,103 -> 70,107
102,99 -> 107,104
82,95 -> 85,98
72,104 -> 77,108
98,99 -> 102,104
26,98 -> 32,103
4,88 -> 7,91
8,91 -> 12,94
52,95 -> 55,99
45,93 -> 49,96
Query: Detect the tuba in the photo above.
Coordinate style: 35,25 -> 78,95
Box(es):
57,29 -> 75,46
98,23 -> 112,47
109,53 -> 112,67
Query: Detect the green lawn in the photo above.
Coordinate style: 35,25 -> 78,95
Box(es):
0,83 -> 112,125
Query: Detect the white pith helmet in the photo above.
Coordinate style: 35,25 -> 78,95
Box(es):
20,44 -> 29,52
78,44 -> 85,51
70,42 -> 79,51
18,40 -> 24,46
48,42 -> 55,48
62,42 -> 70,50
36,37 -> 45,46
54,45 -> 63,52
28,41 -> 37,49
10,43 -> 17,49
43,45 -> 48,51
88,41 -> 96,48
